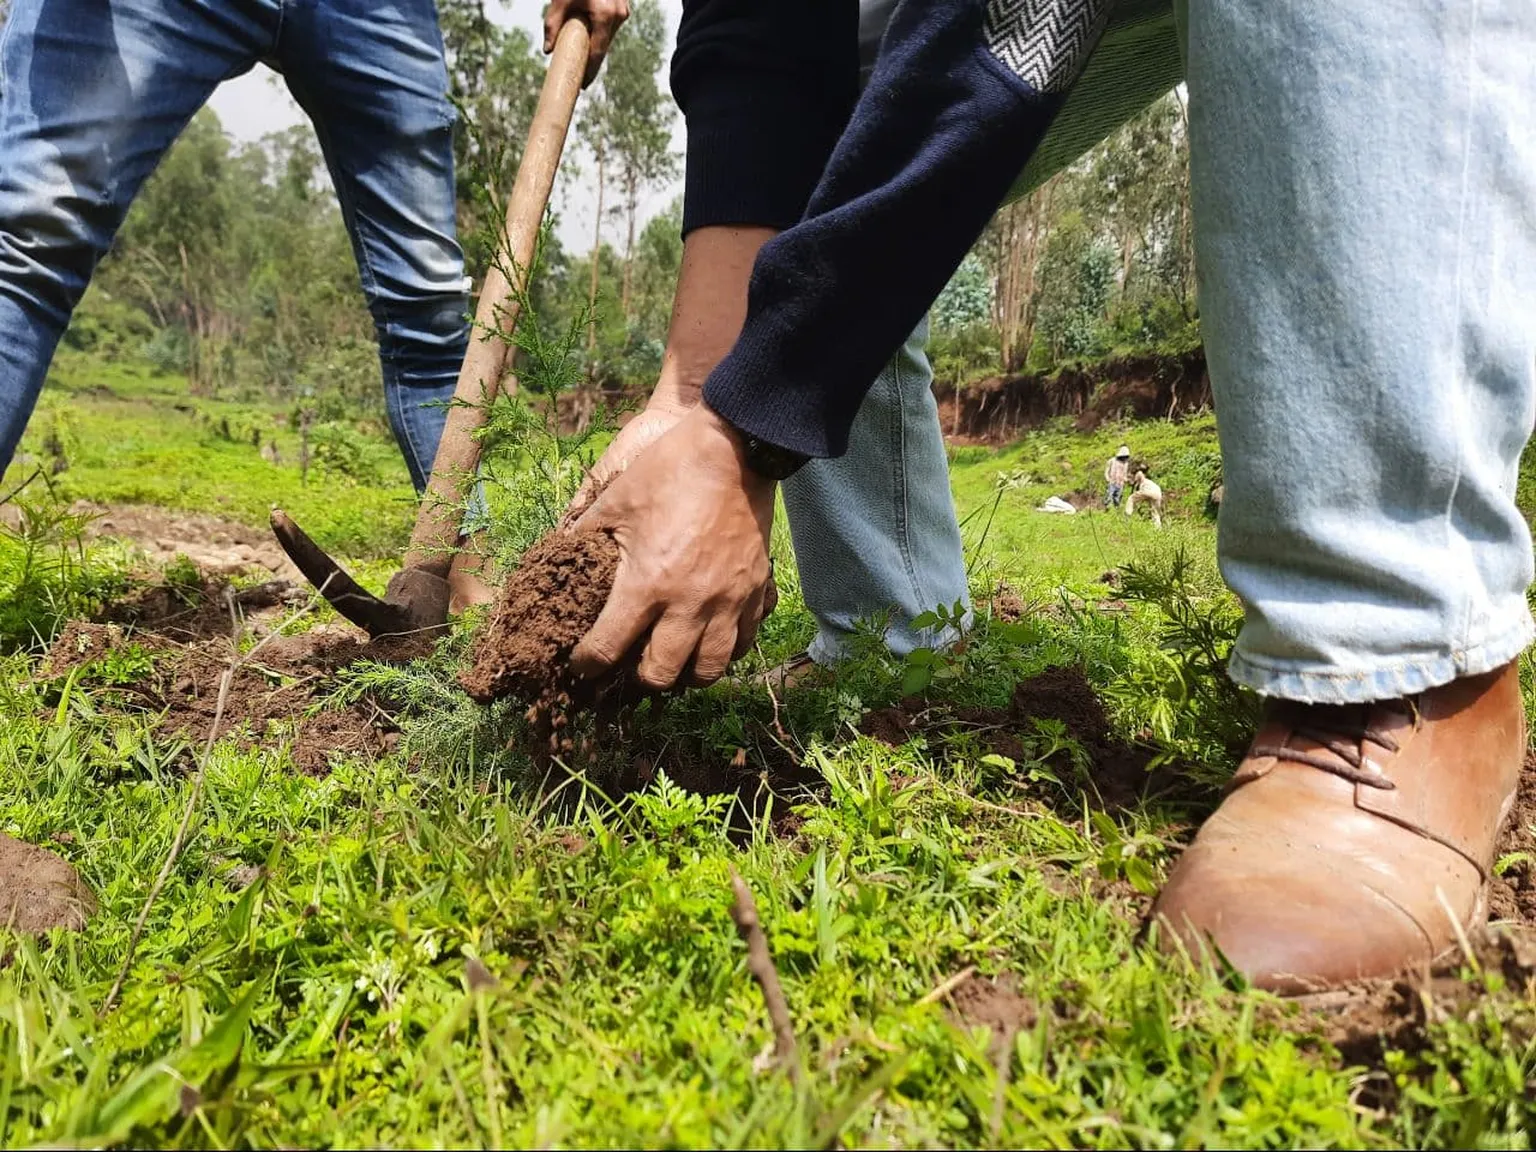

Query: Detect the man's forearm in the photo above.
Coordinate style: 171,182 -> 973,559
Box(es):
651,225 -> 776,408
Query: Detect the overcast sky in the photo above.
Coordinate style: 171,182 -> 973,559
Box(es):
206,0 -> 686,252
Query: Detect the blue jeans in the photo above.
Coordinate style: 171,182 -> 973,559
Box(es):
784,319 -> 971,663
0,0 -> 467,493
1186,0 -> 1536,701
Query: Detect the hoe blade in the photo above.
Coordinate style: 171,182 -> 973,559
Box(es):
269,508 -> 416,638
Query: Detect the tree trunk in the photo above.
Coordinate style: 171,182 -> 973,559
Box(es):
587,148 -> 605,362
620,168 -> 638,323
1118,226 -> 1138,301
1017,177 -> 1058,362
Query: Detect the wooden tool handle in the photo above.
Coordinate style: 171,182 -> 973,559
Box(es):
403,19 -> 590,572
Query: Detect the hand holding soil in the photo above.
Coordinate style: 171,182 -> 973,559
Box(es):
571,404 -> 776,690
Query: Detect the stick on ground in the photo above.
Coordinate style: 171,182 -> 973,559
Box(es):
728,867 -> 798,1077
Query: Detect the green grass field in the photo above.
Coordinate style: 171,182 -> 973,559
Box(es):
1,356 -> 1533,1149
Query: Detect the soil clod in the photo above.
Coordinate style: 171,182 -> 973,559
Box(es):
460,529 -> 624,755
947,971 -> 1038,1053
0,833 -> 97,932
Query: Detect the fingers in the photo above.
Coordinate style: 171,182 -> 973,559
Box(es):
570,572 -> 659,680
545,0 -> 630,87
637,609 -> 705,691
584,0 -> 629,85
732,583 -> 768,662
689,613 -> 740,687
562,468 -> 607,530
542,0 -> 567,53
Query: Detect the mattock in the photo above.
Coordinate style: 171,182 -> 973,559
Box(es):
271,19 -> 590,638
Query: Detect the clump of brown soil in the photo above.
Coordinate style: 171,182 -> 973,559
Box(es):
460,529 -> 623,756
860,665 -> 1208,817
986,583 -> 1028,623
101,575 -> 308,643
40,607 -> 426,775
946,971 -> 1039,1056
0,833 -> 96,932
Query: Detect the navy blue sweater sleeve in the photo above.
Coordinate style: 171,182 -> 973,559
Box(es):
670,0 -> 859,235
702,0 -> 1106,459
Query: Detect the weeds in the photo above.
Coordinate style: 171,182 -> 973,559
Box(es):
0,476 -> 128,650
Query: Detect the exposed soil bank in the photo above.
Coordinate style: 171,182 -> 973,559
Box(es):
934,348 -> 1211,444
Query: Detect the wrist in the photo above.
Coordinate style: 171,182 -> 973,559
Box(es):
701,403 -> 808,483
647,380 -> 701,415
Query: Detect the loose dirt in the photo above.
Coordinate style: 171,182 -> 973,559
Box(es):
947,971 -> 1039,1044
460,529 -> 624,757
42,593 -> 426,776
862,664 -> 1212,817
1489,756 -> 1536,925
0,833 -> 96,932
1306,925 -> 1536,1099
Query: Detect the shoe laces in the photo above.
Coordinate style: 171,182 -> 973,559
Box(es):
1251,700 -> 1420,790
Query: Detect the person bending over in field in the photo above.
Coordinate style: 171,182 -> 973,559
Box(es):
567,0 -> 1536,995
1125,467 -> 1161,528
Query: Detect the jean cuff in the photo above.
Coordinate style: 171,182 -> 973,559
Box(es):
1228,614 -> 1535,704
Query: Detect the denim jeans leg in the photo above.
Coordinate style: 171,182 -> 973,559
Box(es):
782,318 -> 970,663
1186,0 -> 1536,702
0,0 -> 272,473
277,0 -> 469,496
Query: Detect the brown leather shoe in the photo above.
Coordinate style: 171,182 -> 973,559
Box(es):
1150,663 -> 1525,993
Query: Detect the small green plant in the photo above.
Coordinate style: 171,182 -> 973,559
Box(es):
0,476 -> 126,650
1089,810 -> 1169,896
900,599 -> 973,695
1111,546 -> 1258,778
162,552 -> 203,605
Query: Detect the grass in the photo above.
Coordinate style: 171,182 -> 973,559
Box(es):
5,353 -> 419,559
2,353 -> 1534,1147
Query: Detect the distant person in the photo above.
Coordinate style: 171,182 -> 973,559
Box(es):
566,0 -> 1536,997
1104,446 -> 1131,508
1125,467 -> 1162,528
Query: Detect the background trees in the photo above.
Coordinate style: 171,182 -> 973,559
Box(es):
55,2 -> 1193,423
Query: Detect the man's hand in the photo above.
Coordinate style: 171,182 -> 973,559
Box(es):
571,405 -> 776,690
562,393 -> 691,526
545,0 -> 630,87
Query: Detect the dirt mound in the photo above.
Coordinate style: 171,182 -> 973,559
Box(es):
0,833 -> 96,933
947,971 -> 1039,1043
862,665 -> 1205,817
460,529 -> 624,756
986,583 -> 1028,623
101,575 -> 309,643
41,614 -> 424,775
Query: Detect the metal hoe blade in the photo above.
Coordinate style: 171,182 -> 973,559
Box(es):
270,508 -> 446,638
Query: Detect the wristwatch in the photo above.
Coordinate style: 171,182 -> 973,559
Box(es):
734,429 -> 809,481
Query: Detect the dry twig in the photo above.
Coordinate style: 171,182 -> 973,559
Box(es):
728,867 -> 798,1077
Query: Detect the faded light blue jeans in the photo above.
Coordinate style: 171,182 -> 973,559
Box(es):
0,0 -> 467,493
784,317 -> 971,664
1187,0 -> 1536,702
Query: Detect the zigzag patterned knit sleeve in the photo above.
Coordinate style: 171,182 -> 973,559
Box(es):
703,0 -> 1111,459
